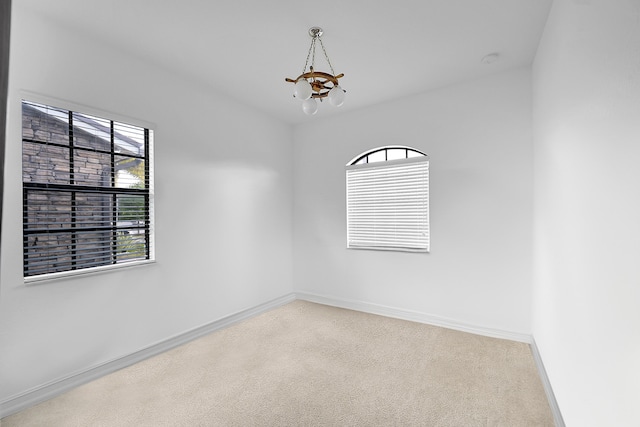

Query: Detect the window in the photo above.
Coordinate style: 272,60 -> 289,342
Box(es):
346,146 -> 429,252
22,100 -> 154,280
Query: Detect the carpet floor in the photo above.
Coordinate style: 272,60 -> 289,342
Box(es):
1,300 -> 554,426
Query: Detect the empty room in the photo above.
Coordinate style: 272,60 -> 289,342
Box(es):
0,0 -> 638,426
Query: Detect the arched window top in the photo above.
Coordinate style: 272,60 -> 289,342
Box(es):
347,145 -> 427,166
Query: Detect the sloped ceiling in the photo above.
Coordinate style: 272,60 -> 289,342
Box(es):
19,0 -> 553,124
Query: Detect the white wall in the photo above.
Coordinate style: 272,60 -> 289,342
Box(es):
293,68 -> 534,335
532,0 -> 640,425
0,5 -> 293,403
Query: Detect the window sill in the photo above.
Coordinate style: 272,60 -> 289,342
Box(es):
24,259 -> 156,286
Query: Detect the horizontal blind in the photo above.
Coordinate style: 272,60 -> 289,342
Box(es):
346,157 -> 429,252
22,100 -> 153,279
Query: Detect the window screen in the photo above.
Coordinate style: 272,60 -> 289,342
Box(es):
22,100 -> 154,280
346,147 -> 429,252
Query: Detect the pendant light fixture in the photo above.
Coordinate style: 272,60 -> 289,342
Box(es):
286,27 -> 345,115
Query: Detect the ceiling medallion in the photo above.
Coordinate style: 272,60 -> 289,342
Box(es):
285,27 -> 345,115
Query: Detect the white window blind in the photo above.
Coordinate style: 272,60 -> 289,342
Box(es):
346,156 -> 429,252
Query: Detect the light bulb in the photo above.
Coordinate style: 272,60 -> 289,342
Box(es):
328,85 -> 345,107
294,79 -> 312,100
302,98 -> 318,115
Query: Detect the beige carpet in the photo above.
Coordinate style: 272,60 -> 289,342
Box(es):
1,300 -> 554,426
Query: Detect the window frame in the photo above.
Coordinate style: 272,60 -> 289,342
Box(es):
347,145 -> 427,165
21,95 -> 155,284
346,146 -> 429,253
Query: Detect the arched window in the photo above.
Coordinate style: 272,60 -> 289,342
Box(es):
347,145 -> 427,166
346,146 -> 429,252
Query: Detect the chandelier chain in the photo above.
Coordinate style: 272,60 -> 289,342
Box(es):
317,36 -> 336,76
302,37 -> 315,76
311,37 -> 317,71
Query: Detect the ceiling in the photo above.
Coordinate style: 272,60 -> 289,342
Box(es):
20,0 -> 553,124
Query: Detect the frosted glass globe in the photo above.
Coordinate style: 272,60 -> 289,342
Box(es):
302,98 -> 318,115
328,85 -> 345,107
294,79 -> 312,100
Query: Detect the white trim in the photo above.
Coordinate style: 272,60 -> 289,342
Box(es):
345,154 -> 428,171
346,145 -> 427,166
20,90 -> 156,130
2,293 -> 565,423
20,95 -> 157,283
295,291 -> 533,343
530,338 -> 565,427
0,293 -> 296,418
24,260 -> 156,285
296,292 -> 564,424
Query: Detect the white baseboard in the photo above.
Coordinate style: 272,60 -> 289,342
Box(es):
530,338 -> 565,427
297,291 -> 565,425
0,293 -> 296,419
296,291 -> 533,343
2,292 -> 564,425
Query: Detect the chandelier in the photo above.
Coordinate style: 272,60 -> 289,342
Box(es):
286,27 -> 345,115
